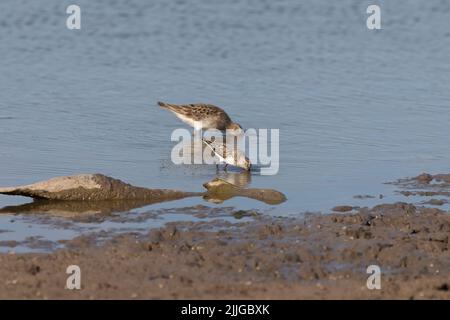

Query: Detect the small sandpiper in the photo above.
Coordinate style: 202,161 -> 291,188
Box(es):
203,138 -> 251,171
157,101 -> 243,135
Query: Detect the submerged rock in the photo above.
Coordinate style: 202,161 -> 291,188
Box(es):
332,205 -> 354,213
0,174 -> 200,201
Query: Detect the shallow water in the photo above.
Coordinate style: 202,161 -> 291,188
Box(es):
1,0 -> 450,250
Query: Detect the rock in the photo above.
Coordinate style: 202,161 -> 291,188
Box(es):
433,174 -> 450,184
423,199 -> 447,206
0,174 -> 200,201
353,195 -> 375,199
416,173 -> 433,184
232,210 -> 259,219
203,178 -> 287,205
332,206 -> 353,213
0,174 -> 287,216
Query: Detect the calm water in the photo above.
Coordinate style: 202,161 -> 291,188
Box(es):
1,0 -> 450,250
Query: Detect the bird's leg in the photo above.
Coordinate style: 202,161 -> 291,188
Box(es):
193,129 -> 201,138
224,163 -> 228,171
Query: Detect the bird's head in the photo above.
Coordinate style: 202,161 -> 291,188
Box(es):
225,123 -> 244,136
243,157 -> 252,171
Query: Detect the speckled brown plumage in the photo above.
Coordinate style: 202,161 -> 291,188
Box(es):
158,101 -> 241,132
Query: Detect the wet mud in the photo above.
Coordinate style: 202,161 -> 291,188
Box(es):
0,202 -> 449,299
0,173 -> 449,299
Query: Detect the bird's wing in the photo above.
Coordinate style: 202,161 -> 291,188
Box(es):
158,102 -> 230,123
203,139 -> 227,161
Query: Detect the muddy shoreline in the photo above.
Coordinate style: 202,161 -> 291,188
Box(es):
0,201 -> 449,299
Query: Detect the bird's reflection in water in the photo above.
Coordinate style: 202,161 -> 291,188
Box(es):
214,171 -> 251,189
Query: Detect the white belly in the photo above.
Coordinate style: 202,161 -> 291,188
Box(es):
175,113 -> 214,131
174,113 -> 197,128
